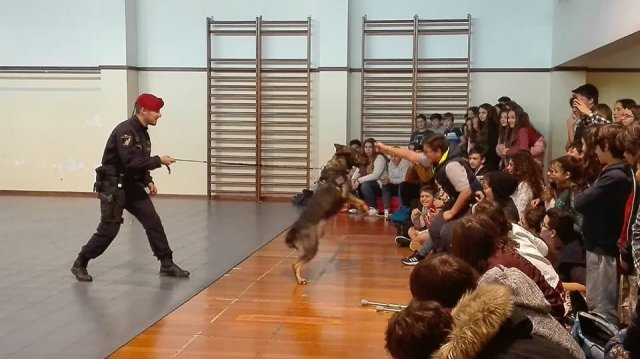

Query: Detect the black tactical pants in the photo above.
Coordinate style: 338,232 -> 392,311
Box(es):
80,183 -> 173,260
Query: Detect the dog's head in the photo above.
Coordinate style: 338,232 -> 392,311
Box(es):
327,144 -> 368,171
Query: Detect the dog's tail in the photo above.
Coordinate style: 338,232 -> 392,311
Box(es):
285,225 -> 299,248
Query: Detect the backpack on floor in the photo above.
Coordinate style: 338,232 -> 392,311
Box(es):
571,311 -> 619,359
390,205 -> 411,224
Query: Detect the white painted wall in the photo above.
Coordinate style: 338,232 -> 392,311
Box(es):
548,71 -> 586,160
552,0 -> 640,66
0,0 -> 128,66
349,0 -> 554,68
136,0 -> 349,68
586,72 -> 640,107
0,74 -> 104,191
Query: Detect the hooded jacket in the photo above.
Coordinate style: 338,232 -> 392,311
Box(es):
432,284 -> 572,359
480,266 -> 585,359
575,162 -> 633,257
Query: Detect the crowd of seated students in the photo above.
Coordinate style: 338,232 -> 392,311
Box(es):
343,84 -> 640,358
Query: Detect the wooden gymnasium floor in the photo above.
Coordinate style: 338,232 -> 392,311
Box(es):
110,212 -> 412,358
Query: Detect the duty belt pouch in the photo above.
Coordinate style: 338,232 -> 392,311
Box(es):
93,167 -> 106,193
98,186 -> 125,224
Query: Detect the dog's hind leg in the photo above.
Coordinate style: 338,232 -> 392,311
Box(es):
291,222 -> 323,285
292,260 -> 308,285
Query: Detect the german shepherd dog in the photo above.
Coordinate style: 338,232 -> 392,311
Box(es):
285,144 -> 369,284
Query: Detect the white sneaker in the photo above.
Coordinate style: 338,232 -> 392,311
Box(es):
368,207 -> 379,216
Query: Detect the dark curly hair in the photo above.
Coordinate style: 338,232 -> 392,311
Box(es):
508,151 -> 544,199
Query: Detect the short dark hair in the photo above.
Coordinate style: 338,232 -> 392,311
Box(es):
596,123 -> 625,158
349,139 -> 362,147
468,144 -> 486,158
385,300 -> 452,359
572,83 -> 599,104
410,254 -> 479,306
430,113 -> 443,121
363,137 -> 376,146
498,96 -> 512,103
616,98 -> 637,109
416,114 -> 427,121
472,200 -> 512,238
423,135 -> 448,153
523,204 -> 546,234
618,121 -> 640,160
595,103 -> 613,122
419,185 -> 437,196
451,214 -> 501,273
546,207 -> 581,245
443,112 -> 454,121
550,155 -> 583,184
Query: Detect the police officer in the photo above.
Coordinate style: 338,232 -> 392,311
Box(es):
71,93 -> 189,281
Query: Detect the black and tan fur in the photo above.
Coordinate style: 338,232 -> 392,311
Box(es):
285,144 -> 369,284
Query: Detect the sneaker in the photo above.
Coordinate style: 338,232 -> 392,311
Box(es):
394,235 -> 411,247
368,207 -> 379,216
409,240 -> 422,252
401,252 -> 425,266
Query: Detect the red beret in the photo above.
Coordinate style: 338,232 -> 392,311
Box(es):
136,93 -> 164,112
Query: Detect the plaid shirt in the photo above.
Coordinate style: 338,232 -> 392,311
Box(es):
573,112 -> 611,140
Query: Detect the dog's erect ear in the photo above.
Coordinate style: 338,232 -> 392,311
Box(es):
334,144 -> 349,153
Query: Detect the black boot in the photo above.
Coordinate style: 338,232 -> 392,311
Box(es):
71,255 -> 92,282
159,257 -> 190,278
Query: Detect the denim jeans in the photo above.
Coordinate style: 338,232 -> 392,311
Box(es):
382,183 -> 399,210
359,180 -> 382,208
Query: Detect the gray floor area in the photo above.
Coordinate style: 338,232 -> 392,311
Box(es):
0,196 -> 300,359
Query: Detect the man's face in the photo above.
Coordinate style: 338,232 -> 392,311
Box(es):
575,93 -> 594,109
423,145 -> 442,164
468,153 -> 484,170
141,108 -> 161,126
416,117 -> 427,130
443,118 -> 453,128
